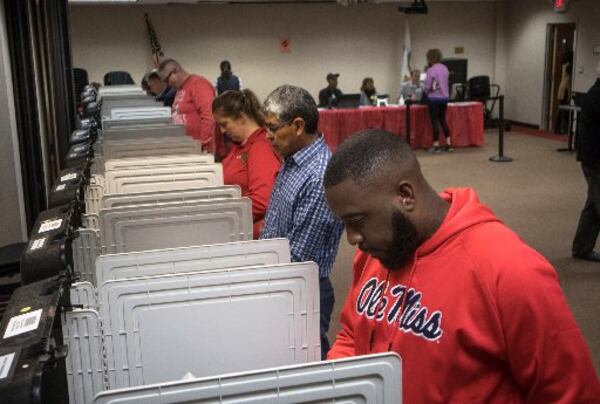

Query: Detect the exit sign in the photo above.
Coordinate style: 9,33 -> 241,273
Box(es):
554,0 -> 570,12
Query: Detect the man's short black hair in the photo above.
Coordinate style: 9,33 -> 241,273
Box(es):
324,129 -> 417,188
220,60 -> 231,70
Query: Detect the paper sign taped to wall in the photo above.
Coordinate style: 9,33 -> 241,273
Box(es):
279,38 -> 291,53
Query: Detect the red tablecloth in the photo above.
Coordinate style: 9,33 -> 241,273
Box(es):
318,102 -> 484,152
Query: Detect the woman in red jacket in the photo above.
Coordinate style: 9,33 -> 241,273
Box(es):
212,89 -> 281,238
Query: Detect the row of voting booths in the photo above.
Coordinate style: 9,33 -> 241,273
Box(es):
0,85 -> 401,403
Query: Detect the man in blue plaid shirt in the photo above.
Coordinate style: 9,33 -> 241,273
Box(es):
261,85 -> 344,359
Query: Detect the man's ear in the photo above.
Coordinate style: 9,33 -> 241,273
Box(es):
394,180 -> 415,212
292,117 -> 306,136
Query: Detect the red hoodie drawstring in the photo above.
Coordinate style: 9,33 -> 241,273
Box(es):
367,255 -> 419,353
386,255 -> 418,352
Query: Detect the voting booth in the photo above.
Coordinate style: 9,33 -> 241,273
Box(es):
0,84 -> 402,404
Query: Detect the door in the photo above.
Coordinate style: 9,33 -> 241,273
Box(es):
543,23 -> 576,132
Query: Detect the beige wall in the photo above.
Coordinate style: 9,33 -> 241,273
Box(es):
69,2 -> 499,102
70,1 -> 600,127
0,1 -> 27,245
505,0 -> 600,125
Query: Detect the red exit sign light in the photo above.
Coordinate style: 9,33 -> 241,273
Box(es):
554,0 -> 570,12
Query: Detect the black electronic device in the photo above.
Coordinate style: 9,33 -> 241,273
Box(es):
20,236 -> 72,285
81,94 -> 96,105
29,206 -> 75,239
21,206 -> 77,284
0,276 -> 69,404
64,141 -> 92,169
48,183 -> 82,210
337,94 -> 362,109
69,128 -> 91,146
48,168 -> 86,210
84,101 -> 99,116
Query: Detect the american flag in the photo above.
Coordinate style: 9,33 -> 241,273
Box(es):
145,13 -> 164,67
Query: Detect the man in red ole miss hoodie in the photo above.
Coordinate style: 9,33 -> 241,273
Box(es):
324,129 -> 600,403
159,58 -> 216,153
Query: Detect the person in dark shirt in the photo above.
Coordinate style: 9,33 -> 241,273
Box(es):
572,64 -> 600,261
318,73 -> 343,108
147,71 -> 176,107
359,77 -> 376,106
215,60 -> 242,95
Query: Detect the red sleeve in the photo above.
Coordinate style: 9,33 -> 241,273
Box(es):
246,140 -> 280,223
178,77 -> 216,152
194,79 -> 216,152
492,248 -> 600,402
327,251 -> 369,360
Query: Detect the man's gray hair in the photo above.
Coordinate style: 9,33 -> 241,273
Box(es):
263,85 -> 319,134
158,58 -> 181,72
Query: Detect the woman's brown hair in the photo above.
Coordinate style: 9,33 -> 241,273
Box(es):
212,89 -> 265,126
426,49 -> 443,65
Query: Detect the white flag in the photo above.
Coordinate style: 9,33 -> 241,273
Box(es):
400,18 -> 412,83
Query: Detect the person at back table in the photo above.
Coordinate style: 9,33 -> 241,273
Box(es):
215,60 -> 242,95
159,58 -> 216,153
359,77 -> 376,106
424,49 -> 453,153
318,73 -> 343,108
147,70 -> 177,107
399,69 -> 424,103
212,89 -> 281,239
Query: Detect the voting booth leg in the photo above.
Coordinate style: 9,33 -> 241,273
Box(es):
490,96 -> 513,163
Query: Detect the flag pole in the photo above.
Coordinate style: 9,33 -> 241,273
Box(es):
145,13 -> 164,68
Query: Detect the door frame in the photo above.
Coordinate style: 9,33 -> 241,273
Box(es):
541,22 -> 577,131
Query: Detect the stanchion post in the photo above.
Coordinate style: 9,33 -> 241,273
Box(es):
489,95 -> 512,162
405,100 -> 411,146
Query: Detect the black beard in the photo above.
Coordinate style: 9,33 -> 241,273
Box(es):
378,209 -> 419,270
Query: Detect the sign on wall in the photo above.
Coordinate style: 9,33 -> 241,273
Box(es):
554,0 -> 570,13
279,38 -> 292,53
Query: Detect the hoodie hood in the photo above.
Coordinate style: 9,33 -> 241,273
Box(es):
416,187 -> 501,257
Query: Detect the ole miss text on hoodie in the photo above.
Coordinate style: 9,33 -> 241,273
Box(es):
328,188 -> 600,403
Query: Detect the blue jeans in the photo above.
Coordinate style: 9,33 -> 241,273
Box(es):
320,277 -> 335,360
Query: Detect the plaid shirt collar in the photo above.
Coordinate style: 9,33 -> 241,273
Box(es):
286,134 -> 325,168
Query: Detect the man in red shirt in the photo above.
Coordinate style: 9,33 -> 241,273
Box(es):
324,129 -> 600,403
159,59 -> 216,153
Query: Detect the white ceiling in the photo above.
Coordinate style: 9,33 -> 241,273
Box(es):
69,0 -> 507,5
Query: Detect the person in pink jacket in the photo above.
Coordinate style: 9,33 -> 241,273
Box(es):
324,129 -> 600,403
424,49 -> 453,153
159,58 -> 216,153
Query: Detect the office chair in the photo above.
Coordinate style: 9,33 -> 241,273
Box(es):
467,76 -> 502,128
103,70 -> 135,86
